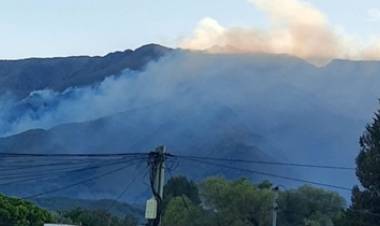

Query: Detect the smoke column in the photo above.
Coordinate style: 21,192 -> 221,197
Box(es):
181,0 -> 380,65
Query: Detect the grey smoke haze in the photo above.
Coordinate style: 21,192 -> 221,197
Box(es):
0,52 -> 378,131
2,51 -> 380,197
0,69 -> 139,136
1,51 -> 379,159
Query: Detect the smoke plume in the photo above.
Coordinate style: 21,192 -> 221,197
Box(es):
181,0 -> 380,65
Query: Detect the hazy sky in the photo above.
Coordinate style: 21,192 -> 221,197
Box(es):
1,0 -> 379,59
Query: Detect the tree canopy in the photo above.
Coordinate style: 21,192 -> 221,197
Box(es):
348,108 -> 380,225
0,193 -> 52,226
162,176 -> 346,226
162,196 -> 206,226
163,176 -> 201,206
279,185 -> 346,226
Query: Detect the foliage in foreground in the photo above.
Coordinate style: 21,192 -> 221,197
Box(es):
0,194 -> 52,226
347,107 -> 380,225
58,208 -> 137,226
162,176 -> 346,226
0,193 -> 138,226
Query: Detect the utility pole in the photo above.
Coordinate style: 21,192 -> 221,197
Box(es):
145,146 -> 166,226
272,186 -> 279,226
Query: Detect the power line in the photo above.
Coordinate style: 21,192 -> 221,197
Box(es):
23,162 -> 135,199
178,157 -> 352,191
0,157 -> 145,185
172,154 -> 355,170
104,168 -> 142,215
0,152 -> 148,158
0,157 -> 116,170
0,159 -> 100,171
0,154 -> 146,175
0,156 -> 144,176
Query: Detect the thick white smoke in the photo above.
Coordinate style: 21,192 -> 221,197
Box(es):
181,0 -> 380,65
0,70 -> 142,136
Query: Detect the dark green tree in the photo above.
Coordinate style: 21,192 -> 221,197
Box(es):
200,177 -> 273,226
163,176 -> 201,211
257,180 -> 273,189
162,196 -> 206,226
348,108 -> 380,225
278,185 -> 346,226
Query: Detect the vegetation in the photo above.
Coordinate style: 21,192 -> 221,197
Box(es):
0,194 -> 52,226
278,185 -> 346,226
163,176 -> 201,210
0,194 -> 138,226
162,177 -> 346,226
347,107 -> 380,225
162,196 -> 206,226
60,208 -> 137,226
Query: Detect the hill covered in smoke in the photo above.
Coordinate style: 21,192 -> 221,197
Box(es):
0,44 -> 171,99
0,44 -> 380,199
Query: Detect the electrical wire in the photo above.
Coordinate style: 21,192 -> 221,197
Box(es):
172,154 -> 355,170
0,157 -> 146,186
0,152 -> 148,158
0,156 -> 144,177
178,157 -> 352,191
103,167 -> 142,215
23,162 -> 135,199
0,158 -> 106,171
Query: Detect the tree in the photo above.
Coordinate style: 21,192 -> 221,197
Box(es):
0,193 -> 52,226
348,108 -> 380,225
163,176 -> 201,213
161,177 -> 347,226
278,185 -> 346,226
162,196 -> 206,226
257,180 -> 273,189
200,177 -> 273,226
162,176 -> 202,225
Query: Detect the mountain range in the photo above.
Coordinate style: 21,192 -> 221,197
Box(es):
0,44 -> 170,99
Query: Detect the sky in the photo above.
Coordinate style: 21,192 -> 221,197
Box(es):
0,0 -> 380,59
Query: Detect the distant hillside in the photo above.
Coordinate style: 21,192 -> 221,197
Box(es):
32,197 -> 144,220
0,44 -> 171,98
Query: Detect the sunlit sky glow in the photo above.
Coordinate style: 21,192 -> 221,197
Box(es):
0,0 -> 379,59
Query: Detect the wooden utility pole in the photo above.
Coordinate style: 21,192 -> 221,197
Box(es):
272,186 -> 279,226
145,146 -> 166,226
